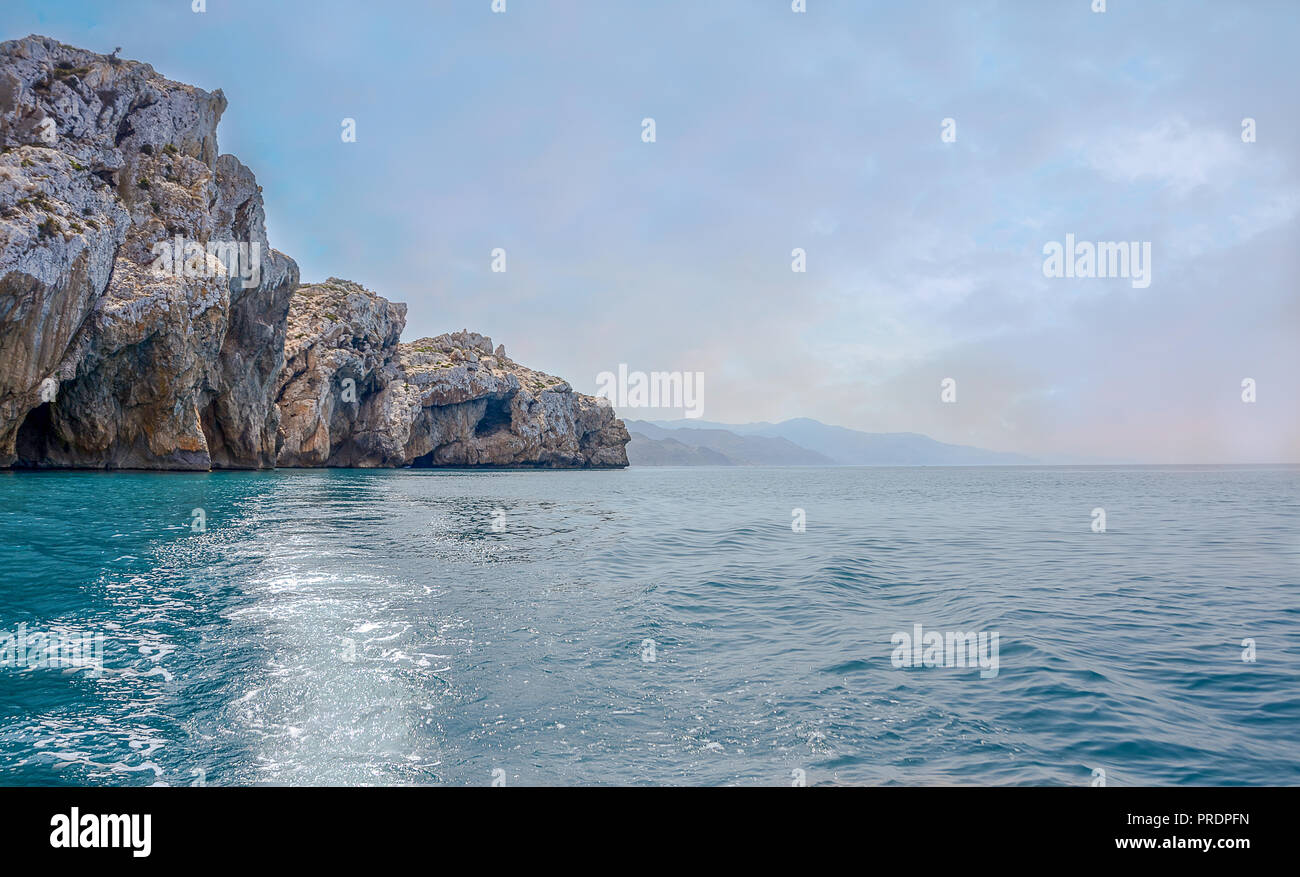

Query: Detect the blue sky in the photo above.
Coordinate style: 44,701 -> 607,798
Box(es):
4,0 -> 1297,462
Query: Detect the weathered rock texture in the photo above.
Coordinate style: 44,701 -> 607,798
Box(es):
0,36 -> 628,470
0,35 -> 296,469
275,279 -> 629,468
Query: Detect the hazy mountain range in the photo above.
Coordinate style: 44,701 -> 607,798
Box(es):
625,418 -> 1035,466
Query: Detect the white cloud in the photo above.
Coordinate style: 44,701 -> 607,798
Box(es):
1083,117 -> 1245,195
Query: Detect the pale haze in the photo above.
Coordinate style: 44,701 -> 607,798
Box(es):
6,0 -> 1297,462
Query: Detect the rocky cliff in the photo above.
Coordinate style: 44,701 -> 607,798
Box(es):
0,36 -> 628,470
276,279 -> 628,468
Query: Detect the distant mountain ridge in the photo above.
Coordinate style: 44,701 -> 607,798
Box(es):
625,432 -> 734,466
626,418 -> 1034,466
627,422 -> 834,466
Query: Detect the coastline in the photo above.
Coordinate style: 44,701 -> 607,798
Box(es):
0,36 -> 630,473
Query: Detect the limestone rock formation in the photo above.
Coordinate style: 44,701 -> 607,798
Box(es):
274,279 -> 629,468
275,277 -> 407,467
0,35 -> 296,469
0,36 -> 628,471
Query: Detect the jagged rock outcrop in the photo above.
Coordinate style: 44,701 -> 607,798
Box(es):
274,279 -> 629,468
275,277 -> 407,467
0,35 -> 296,468
0,36 -> 628,470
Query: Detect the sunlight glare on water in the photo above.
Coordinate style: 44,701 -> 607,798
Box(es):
1,466 -> 1296,786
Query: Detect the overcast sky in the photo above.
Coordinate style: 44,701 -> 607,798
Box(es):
5,0 -> 1297,462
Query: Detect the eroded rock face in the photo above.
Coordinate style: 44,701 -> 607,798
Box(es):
0,35 -> 296,468
275,280 -> 629,468
275,278 -> 407,467
0,36 -> 628,471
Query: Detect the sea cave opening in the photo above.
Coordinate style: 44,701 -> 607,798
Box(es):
14,402 -> 55,466
475,395 -> 512,437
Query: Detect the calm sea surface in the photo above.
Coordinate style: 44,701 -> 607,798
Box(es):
1,466 -> 1296,786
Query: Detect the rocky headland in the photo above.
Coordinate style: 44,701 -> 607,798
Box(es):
0,36 -> 628,470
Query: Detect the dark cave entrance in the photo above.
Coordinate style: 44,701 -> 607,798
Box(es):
475,395 -> 512,437
14,402 -> 54,466
408,395 -> 515,468
199,398 -> 230,467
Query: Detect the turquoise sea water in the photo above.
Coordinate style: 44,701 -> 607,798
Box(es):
0,466 -> 1296,786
